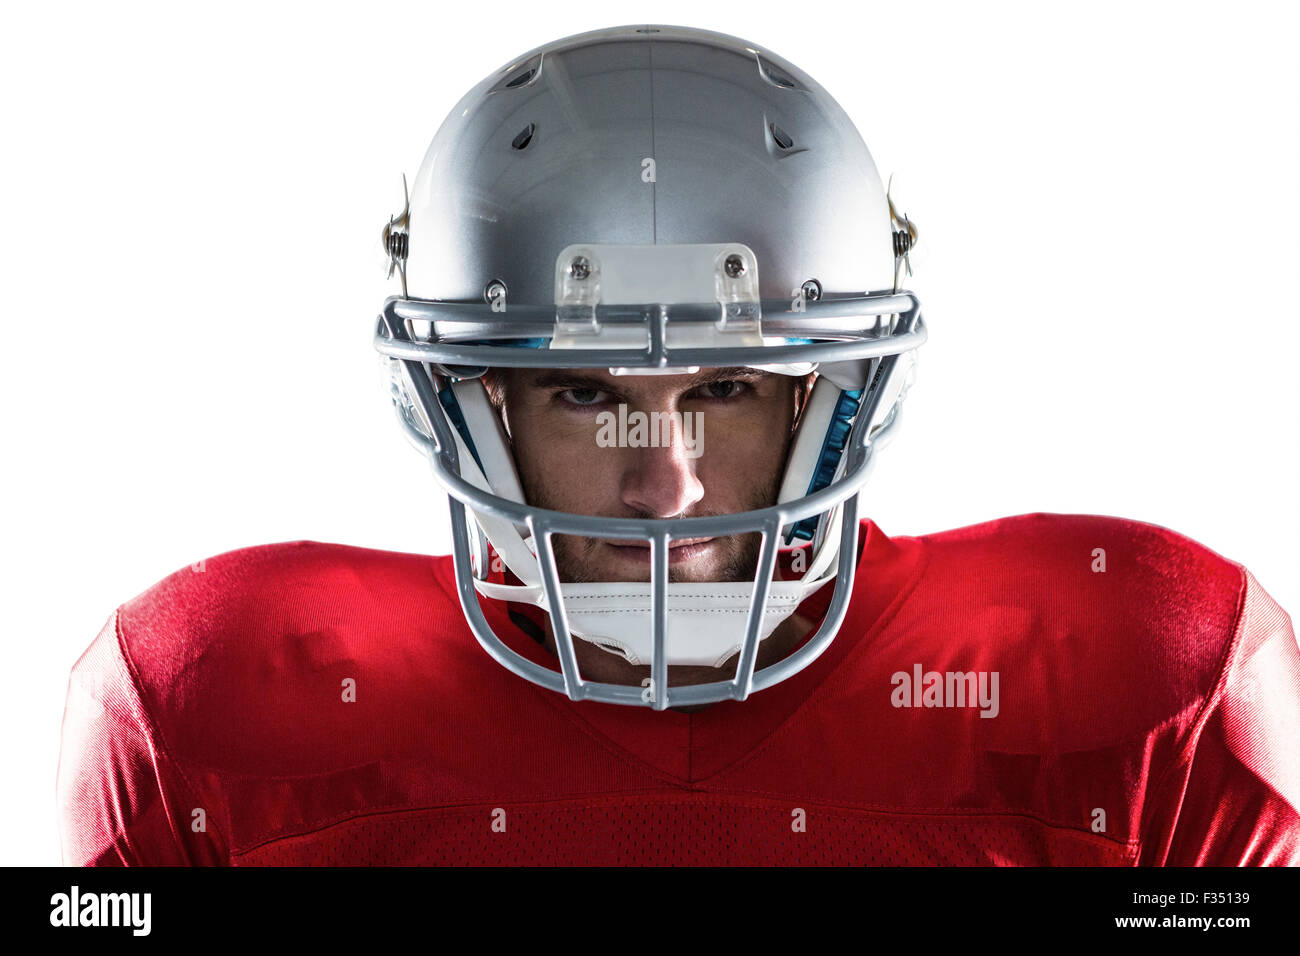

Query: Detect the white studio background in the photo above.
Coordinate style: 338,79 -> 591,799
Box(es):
2,1 -> 1295,865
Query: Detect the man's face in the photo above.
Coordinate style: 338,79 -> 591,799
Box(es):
491,366 -> 805,584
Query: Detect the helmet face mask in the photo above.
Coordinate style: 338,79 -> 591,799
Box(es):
373,24 -> 926,709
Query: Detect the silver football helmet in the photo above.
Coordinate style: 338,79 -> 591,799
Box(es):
373,24 -> 926,710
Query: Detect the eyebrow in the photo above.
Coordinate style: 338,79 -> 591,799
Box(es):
529,367 -> 766,391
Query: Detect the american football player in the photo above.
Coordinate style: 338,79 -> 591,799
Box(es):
57,24 -> 1300,866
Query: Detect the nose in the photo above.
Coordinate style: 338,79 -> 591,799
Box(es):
618,416 -> 705,518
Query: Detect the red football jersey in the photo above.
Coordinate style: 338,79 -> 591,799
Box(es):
56,514 -> 1300,865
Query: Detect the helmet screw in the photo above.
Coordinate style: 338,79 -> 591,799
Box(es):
801,279 -> 822,301
568,255 -> 591,280
484,279 -> 507,303
724,253 -> 747,278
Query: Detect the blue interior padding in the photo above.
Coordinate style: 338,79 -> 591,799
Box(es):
436,336 -> 543,470
479,337 -> 548,348
438,386 -> 486,473
787,387 -> 863,542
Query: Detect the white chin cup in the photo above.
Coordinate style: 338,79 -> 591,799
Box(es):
475,569 -> 836,668
471,508 -> 842,669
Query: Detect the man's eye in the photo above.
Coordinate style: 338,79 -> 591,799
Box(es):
702,380 -> 747,400
559,387 -> 609,406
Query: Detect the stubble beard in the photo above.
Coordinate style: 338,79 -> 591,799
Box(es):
518,475 -> 780,585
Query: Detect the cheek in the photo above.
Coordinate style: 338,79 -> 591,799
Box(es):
694,406 -> 794,499
509,407 -> 622,509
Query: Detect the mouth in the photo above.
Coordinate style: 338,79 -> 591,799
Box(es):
602,538 -> 717,564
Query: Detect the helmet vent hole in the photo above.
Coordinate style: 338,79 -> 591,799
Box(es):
511,123 -> 536,150
770,123 -> 794,150
505,67 -> 536,88
757,57 -> 802,90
